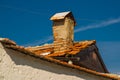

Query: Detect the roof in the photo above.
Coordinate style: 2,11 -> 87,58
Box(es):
0,38 -> 120,80
50,11 -> 76,25
26,44 -> 54,56
25,40 -> 108,73
25,40 -> 96,57
46,40 -> 96,57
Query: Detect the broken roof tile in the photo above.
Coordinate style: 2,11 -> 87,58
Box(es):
47,40 -> 96,57
26,44 -> 54,55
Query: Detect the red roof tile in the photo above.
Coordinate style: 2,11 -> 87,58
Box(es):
1,38 -> 120,79
0,38 -> 16,45
47,40 -> 96,57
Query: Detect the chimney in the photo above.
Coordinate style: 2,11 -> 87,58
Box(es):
50,11 -> 76,53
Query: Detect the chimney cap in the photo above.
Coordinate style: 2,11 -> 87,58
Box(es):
50,11 -> 76,25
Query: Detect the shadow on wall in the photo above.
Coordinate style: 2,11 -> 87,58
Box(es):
4,48 -> 100,80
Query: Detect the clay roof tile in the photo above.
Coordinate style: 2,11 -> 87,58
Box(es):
1,38 -> 119,80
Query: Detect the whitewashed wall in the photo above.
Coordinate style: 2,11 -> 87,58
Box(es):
0,43 -> 111,80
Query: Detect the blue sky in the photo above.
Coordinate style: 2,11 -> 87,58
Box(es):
0,0 -> 120,74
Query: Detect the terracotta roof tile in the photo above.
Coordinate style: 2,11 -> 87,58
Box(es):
0,38 -> 16,45
26,44 -> 54,55
47,40 -> 96,57
1,38 -> 120,79
25,40 -> 96,57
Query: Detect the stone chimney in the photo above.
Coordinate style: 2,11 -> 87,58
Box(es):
50,11 -> 76,53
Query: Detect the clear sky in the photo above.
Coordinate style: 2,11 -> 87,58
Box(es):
0,0 -> 120,74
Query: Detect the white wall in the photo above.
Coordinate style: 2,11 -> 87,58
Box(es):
0,43 -> 111,80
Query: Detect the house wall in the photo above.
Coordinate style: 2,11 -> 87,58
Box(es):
74,45 -> 107,73
0,43 -> 111,80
